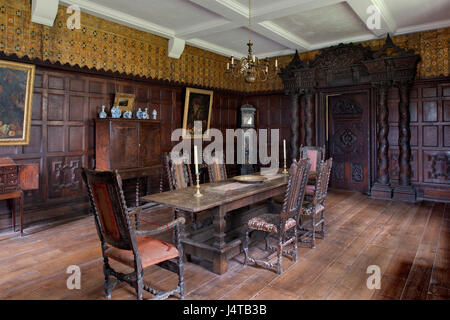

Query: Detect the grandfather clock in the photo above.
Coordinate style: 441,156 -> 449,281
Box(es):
239,104 -> 256,175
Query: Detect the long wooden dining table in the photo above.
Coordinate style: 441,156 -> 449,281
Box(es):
141,172 -> 289,274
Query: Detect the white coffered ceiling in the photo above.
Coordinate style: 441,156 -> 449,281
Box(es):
59,0 -> 450,58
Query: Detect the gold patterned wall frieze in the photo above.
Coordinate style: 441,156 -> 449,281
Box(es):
0,0 -> 447,93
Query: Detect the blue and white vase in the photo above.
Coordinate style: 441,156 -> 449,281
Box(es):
142,108 -> 150,120
99,105 -> 107,118
136,108 -> 143,119
123,110 -> 132,119
152,109 -> 157,120
111,106 -> 122,118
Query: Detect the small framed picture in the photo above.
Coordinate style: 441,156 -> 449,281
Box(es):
113,93 -> 135,113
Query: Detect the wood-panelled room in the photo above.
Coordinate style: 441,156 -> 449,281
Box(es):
0,0 -> 449,303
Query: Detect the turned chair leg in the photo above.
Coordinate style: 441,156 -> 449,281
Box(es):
293,227 -> 298,262
277,236 -> 283,274
103,258 -> 112,299
136,270 -> 144,300
321,210 -> 325,239
311,216 -> 316,249
243,228 -> 250,266
178,258 -> 185,300
264,234 -> 270,252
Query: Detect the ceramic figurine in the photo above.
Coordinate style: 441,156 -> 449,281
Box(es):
123,110 -> 132,119
142,108 -> 150,120
152,109 -> 157,120
136,108 -> 143,119
111,106 -> 122,118
99,105 -> 107,118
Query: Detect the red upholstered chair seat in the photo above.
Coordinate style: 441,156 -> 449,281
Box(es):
105,236 -> 179,269
248,214 -> 297,234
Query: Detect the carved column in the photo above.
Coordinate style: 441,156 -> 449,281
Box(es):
304,88 -> 315,146
393,80 -> 416,202
371,81 -> 393,198
290,93 -> 300,160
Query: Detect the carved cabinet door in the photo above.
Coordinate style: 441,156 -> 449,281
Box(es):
328,91 -> 370,193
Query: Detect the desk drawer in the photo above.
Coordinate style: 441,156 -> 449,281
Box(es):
0,166 -> 17,174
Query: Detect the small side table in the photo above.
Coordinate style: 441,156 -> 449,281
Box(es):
0,190 -> 24,236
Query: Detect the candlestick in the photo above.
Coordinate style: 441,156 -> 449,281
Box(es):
194,145 -> 199,175
282,139 -> 288,174
194,174 -> 203,197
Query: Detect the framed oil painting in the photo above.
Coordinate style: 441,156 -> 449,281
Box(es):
0,60 -> 35,146
113,93 -> 135,113
182,88 -> 213,139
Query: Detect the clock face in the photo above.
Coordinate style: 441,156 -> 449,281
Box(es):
242,113 -> 253,125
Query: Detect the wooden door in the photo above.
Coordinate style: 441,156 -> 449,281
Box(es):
139,122 -> 161,167
110,120 -> 139,169
328,91 -> 370,193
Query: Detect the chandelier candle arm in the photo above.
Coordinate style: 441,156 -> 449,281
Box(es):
225,0 -> 279,83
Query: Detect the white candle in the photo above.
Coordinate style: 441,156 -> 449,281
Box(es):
283,139 -> 286,162
275,59 -> 278,68
227,62 -> 230,70
231,56 -> 234,65
194,145 -> 199,175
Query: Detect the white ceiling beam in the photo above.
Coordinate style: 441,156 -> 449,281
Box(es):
346,0 -> 396,36
60,0 -> 175,38
187,38 -> 244,58
256,21 -> 310,52
189,0 -> 249,24
176,21 -> 242,39
395,18 -> 450,35
31,0 -> 59,26
189,0 -> 311,55
251,0 -> 342,23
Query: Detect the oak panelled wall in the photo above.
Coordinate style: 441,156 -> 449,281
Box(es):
388,79 -> 450,201
242,94 -> 292,164
0,67 -> 240,232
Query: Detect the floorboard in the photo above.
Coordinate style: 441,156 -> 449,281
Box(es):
0,190 -> 448,300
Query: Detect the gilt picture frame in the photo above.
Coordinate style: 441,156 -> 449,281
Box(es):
113,93 -> 135,114
182,88 -> 213,139
0,60 -> 35,146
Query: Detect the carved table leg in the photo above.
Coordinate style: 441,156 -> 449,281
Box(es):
371,82 -> 393,199
19,191 -> 24,236
393,80 -> 416,202
212,205 -> 227,274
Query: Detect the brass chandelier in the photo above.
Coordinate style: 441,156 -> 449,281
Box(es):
226,0 -> 278,83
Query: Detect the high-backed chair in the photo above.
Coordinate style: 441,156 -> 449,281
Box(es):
299,158 -> 333,249
207,155 -> 227,182
165,153 -> 194,191
300,145 -> 325,183
82,168 -> 185,300
243,158 -> 310,274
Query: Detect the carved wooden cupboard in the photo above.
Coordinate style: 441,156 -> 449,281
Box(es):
95,118 -> 162,205
95,119 -> 161,176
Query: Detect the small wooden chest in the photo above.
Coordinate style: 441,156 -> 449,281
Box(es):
0,157 -> 19,194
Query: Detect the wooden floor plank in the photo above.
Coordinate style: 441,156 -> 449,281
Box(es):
0,190 -> 448,300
